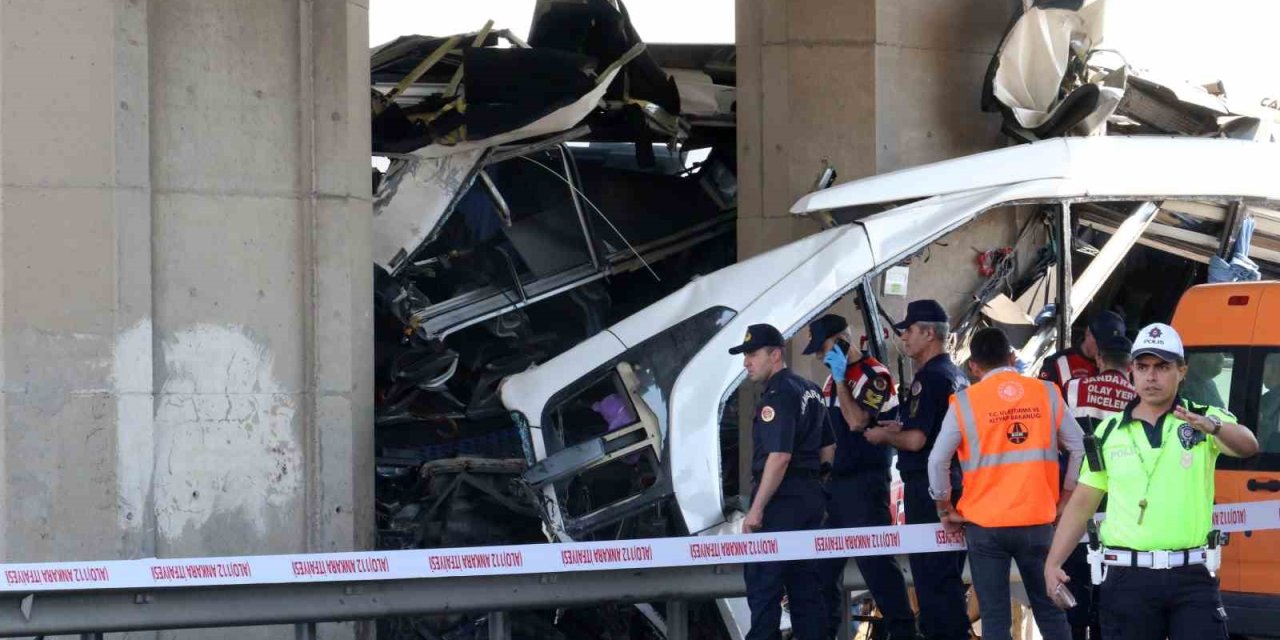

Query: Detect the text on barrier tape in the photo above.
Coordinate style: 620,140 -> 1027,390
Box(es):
1,500 -> 1276,592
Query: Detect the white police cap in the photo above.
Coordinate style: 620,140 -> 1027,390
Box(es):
1131,322 -> 1184,362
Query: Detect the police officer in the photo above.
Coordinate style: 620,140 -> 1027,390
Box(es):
732,323 -> 830,640
1045,323 -> 1260,640
804,314 -> 920,640
1039,311 -> 1126,391
1059,332 -> 1137,640
864,300 -> 971,640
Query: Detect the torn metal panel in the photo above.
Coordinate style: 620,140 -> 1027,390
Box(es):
389,140 -> 737,341
413,57 -> 633,159
983,0 -> 1273,143
1018,201 -> 1158,365
986,2 -> 1109,130
371,20 -> 648,156
1115,75 -> 1227,136
1069,202 -> 1159,318
666,69 -> 735,125
374,149 -> 486,273
530,0 -> 682,126
791,137 -> 1280,216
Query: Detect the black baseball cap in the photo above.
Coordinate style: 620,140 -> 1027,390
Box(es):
893,300 -> 949,331
728,323 -> 785,355
803,314 -> 848,355
1088,311 -> 1125,341
1096,333 -> 1133,354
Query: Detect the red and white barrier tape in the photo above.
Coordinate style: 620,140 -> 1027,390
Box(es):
2,500 -> 1276,592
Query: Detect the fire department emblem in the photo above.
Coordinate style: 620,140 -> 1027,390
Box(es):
998,381 -> 1024,403
1006,422 -> 1029,444
761,406 -> 775,423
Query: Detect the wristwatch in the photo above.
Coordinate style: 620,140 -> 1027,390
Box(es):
1207,414 -> 1223,436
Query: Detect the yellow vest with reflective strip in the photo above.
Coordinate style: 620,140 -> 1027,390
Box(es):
1078,398 -> 1230,550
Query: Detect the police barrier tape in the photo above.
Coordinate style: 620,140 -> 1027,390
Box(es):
2,500 -> 1276,593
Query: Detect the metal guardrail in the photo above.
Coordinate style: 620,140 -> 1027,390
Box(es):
0,561 -> 876,640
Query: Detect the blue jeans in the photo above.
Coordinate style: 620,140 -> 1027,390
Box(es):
965,523 -> 1071,640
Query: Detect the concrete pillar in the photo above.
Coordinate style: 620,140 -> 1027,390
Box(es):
735,0 -> 1016,484
0,0 -> 372,602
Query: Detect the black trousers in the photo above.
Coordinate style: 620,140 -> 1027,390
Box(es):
1063,544 -> 1100,640
821,471 -> 918,639
1098,565 -> 1228,640
901,470 -> 971,640
745,479 -> 828,640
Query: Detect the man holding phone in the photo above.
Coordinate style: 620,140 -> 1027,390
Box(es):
805,313 -> 920,640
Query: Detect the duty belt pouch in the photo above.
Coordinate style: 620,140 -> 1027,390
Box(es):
1086,520 -> 1105,585
1083,431 -> 1104,472
1206,529 -> 1224,576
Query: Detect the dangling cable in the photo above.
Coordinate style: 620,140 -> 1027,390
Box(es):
518,155 -> 661,282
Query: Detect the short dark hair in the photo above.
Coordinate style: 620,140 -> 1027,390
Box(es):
1099,349 -> 1131,370
969,327 -> 1012,369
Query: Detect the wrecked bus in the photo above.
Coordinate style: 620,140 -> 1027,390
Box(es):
500,135 -> 1280,637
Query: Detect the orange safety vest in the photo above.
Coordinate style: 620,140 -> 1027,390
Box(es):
951,370 -> 1063,527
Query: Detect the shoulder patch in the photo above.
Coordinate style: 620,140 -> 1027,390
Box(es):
863,390 -> 885,410
761,406 -> 775,423
911,380 -> 922,395
1177,422 -> 1204,450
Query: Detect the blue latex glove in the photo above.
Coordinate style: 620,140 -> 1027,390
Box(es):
824,346 -> 848,380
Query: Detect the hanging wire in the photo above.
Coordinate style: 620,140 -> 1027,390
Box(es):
518,155 -> 661,282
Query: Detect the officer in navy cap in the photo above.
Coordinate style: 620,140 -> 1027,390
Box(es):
864,300 -> 971,640
731,323 -> 831,640
804,314 -> 921,640
1039,310 -> 1127,391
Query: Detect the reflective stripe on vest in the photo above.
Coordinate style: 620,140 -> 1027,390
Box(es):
952,373 -> 1061,527
953,380 -> 1059,473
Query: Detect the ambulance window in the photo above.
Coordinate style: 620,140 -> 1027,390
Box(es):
1183,351 -> 1232,409
1257,353 -> 1280,455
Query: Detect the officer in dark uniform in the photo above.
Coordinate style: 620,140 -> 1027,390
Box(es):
732,323 -> 831,640
865,300 -> 970,640
1038,311 -> 1126,391
804,314 -> 920,640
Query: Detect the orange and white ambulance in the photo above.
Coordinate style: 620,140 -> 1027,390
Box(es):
1171,281 -> 1280,635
